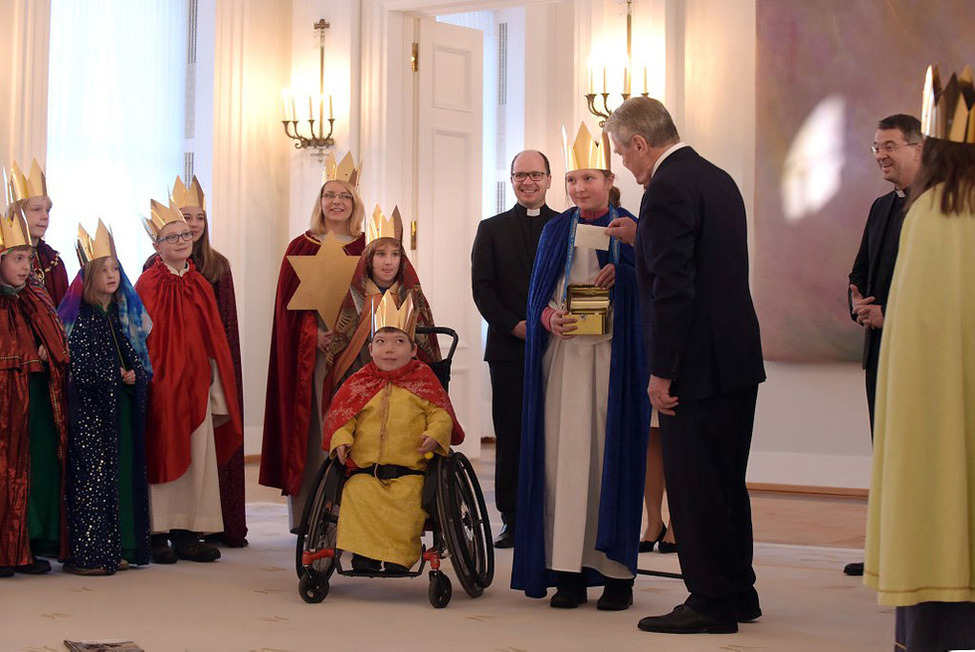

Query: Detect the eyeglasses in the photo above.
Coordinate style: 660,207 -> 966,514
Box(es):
511,171 -> 548,181
322,192 -> 354,201
157,231 -> 193,244
870,141 -> 920,155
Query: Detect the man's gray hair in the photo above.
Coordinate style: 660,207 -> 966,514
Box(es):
603,96 -> 680,148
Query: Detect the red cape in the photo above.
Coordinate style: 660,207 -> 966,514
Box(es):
136,259 -> 243,484
34,240 -> 69,307
259,231 -> 365,495
322,358 -> 464,454
0,283 -> 69,564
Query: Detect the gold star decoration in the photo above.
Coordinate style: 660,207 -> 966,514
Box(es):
287,232 -> 361,329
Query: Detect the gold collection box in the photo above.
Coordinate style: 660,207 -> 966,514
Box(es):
566,284 -> 611,335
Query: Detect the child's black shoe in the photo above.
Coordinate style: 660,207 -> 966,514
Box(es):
351,554 -> 382,572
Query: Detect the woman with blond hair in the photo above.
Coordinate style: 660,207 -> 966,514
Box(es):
260,174 -> 366,530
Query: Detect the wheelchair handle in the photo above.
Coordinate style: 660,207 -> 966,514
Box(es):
415,325 -> 459,361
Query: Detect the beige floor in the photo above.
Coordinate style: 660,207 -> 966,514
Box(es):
0,447 -> 890,652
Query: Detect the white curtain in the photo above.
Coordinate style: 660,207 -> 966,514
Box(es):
47,0 -> 187,280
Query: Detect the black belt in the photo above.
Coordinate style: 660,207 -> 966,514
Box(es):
349,464 -> 425,481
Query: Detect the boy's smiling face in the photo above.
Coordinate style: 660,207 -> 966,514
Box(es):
369,327 -> 417,371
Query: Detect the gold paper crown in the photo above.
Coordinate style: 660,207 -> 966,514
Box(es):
76,219 -> 116,267
171,175 -> 206,210
562,123 -> 612,172
142,199 -> 187,241
371,291 -> 416,339
322,151 -> 362,188
0,206 -> 32,252
366,204 -> 403,243
7,159 -> 48,203
921,64 -> 975,144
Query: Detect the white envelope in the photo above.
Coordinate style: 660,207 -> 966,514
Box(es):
574,223 -> 611,251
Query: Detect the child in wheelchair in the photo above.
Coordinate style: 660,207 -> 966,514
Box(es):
323,292 -> 464,574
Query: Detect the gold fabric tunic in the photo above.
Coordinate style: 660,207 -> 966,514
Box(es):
329,384 -> 452,567
864,185 -> 975,606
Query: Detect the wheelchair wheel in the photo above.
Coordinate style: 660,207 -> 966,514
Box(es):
295,458 -> 344,581
435,452 -> 494,598
298,571 -> 329,603
428,570 -> 452,608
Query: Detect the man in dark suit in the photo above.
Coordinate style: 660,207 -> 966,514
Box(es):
471,150 -> 558,548
844,114 -> 922,577
604,97 -> 765,634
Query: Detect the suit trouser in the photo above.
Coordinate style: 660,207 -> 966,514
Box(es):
488,359 -> 525,523
659,385 -> 759,621
864,333 -> 882,439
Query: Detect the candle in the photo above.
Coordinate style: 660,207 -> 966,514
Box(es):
643,67 -> 648,95
319,95 -> 324,137
602,67 -> 607,94
308,96 -> 314,121
624,67 -> 630,96
290,96 -> 296,122
329,95 -> 334,120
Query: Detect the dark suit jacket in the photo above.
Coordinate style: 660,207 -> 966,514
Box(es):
471,203 -> 557,363
848,190 -> 904,369
636,146 -> 765,401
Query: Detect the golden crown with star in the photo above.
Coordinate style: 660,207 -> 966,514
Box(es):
171,175 -> 206,211
366,204 -> 403,244
7,159 -> 48,203
921,64 -> 975,144
0,206 -> 32,253
562,122 -> 612,173
142,198 -> 187,241
76,219 -> 117,267
322,151 -> 362,188
371,291 -> 417,339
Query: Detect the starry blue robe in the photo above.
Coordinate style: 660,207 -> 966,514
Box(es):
511,205 -> 650,597
61,269 -> 152,571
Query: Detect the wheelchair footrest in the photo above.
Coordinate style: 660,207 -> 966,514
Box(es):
302,548 -> 336,565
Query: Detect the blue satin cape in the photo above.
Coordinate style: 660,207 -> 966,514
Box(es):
511,205 -> 651,597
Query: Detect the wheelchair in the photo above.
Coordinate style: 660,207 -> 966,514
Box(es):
295,326 -> 494,608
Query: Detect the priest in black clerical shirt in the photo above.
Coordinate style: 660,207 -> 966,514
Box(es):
471,150 -> 557,548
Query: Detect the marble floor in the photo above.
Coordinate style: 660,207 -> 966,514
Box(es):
0,446 -> 891,652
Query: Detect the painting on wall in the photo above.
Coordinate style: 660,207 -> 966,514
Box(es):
753,0 -> 973,362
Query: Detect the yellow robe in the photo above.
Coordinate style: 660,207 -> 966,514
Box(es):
864,185 -> 975,606
329,384 -> 453,567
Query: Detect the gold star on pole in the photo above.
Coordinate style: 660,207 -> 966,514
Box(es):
287,232 -> 361,329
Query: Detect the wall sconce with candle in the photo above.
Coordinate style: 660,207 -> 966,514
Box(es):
585,0 -> 649,126
282,19 -> 335,155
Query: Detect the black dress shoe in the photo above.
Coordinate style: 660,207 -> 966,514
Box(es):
15,559 -> 52,575
170,530 -> 220,562
494,524 -> 515,549
637,604 -> 738,634
657,541 -> 678,554
550,571 -> 587,608
0,566 -> 13,578
843,562 -> 864,576
351,554 -> 382,572
597,578 -> 634,611
639,524 -> 668,553
150,534 -> 178,564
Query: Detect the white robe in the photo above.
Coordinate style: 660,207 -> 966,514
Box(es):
542,243 -> 632,580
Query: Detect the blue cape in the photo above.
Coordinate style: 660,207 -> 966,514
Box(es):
511,205 -> 651,597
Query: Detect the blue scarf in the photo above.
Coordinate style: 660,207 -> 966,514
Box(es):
512,205 -> 650,597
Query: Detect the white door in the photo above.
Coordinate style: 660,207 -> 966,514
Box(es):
413,18 -> 483,457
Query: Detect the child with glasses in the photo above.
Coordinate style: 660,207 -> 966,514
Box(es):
135,201 -> 242,565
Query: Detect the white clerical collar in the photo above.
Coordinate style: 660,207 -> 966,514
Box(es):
164,261 -> 190,277
520,204 -> 542,217
895,189 -> 906,198
651,142 -> 688,179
